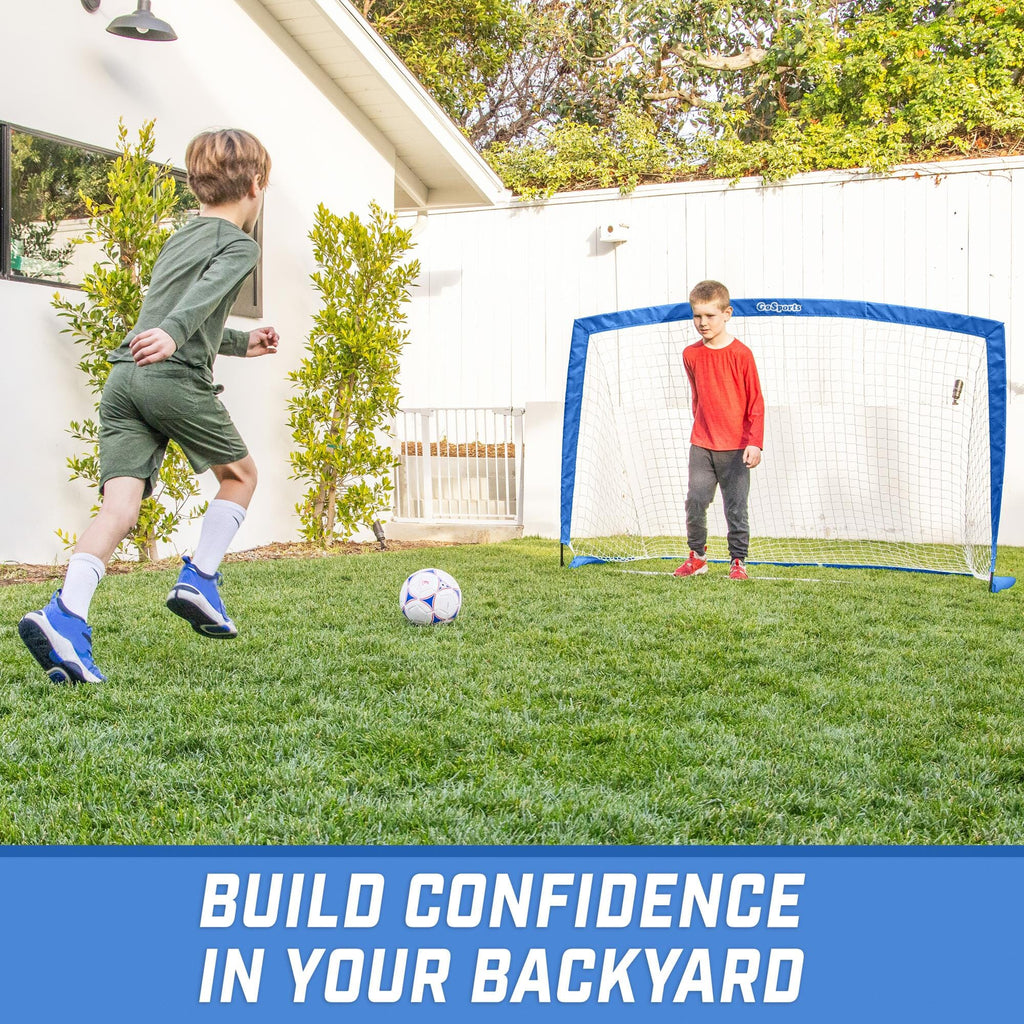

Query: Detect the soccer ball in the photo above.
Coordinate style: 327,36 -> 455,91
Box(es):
400,568 -> 462,625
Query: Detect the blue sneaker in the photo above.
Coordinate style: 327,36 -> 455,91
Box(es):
18,591 -> 107,684
166,556 -> 237,638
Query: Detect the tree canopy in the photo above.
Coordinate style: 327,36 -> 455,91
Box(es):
365,0 -> 1024,196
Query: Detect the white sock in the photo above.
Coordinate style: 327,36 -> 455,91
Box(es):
61,552 -> 106,620
193,499 -> 247,576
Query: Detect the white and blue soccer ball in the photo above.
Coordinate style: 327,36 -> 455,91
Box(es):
400,568 -> 462,625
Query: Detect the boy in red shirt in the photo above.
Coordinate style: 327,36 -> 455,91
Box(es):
674,280 -> 764,580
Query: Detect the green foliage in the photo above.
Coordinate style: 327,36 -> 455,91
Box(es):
366,0 -> 1024,194
486,105 -> 695,198
288,202 -> 420,546
366,0 -> 583,147
790,0 -> 1024,162
687,0 -> 1024,180
10,130 -> 111,224
9,131 -> 113,281
363,0 -> 529,135
52,120 -> 206,562
10,220 -> 74,279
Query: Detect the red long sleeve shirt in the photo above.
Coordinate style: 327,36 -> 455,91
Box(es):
682,338 -> 765,451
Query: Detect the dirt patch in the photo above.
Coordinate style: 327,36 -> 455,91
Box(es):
0,539 -> 465,588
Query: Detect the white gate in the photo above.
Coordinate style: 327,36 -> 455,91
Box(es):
393,408 -> 525,523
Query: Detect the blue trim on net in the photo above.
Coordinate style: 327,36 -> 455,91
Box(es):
560,318 -> 592,548
568,555 -> 610,569
983,321 -> 1008,576
560,299 -> 1010,587
570,557 -> 977,578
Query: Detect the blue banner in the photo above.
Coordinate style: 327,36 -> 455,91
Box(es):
2,846 -> 1021,1021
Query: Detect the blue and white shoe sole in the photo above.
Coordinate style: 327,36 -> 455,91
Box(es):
166,586 -> 237,638
17,613 -> 104,684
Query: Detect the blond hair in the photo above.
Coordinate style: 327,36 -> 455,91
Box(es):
689,280 -> 731,309
185,129 -> 271,206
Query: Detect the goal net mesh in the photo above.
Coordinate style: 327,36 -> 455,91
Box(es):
561,300 -> 1007,580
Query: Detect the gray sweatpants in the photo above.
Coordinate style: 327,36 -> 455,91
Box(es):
685,445 -> 750,561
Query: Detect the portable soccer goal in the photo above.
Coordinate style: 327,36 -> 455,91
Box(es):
561,299 -> 1015,591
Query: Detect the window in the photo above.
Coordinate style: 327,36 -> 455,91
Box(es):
1,123 -> 262,317
1,125 -> 114,287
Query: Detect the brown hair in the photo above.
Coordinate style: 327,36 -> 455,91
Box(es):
689,279 -> 731,309
185,129 -> 271,206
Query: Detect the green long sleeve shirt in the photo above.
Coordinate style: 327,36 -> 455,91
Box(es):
110,216 -> 260,371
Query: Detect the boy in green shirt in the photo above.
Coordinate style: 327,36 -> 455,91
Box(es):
19,129 -> 278,683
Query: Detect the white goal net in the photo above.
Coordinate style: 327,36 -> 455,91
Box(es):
561,300 -> 1008,583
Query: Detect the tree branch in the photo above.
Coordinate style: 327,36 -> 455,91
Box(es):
646,79 -> 770,109
585,40 -> 641,63
667,44 -> 770,71
644,89 -> 709,107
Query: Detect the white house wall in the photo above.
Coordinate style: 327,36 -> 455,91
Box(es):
399,161 -> 1024,545
2,0 -> 397,563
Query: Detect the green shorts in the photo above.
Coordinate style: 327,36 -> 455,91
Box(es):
99,361 -> 248,498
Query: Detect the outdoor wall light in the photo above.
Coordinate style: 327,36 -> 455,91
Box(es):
105,1 -> 178,41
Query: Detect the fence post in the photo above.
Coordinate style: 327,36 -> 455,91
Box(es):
514,409 -> 525,526
419,410 -> 434,521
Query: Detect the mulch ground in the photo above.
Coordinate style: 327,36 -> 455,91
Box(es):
0,539 -> 464,587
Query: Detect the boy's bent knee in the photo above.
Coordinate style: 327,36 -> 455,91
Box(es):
214,456 -> 256,482
212,456 -> 257,504
100,479 -> 145,527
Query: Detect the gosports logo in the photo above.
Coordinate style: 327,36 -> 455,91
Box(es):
756,301 -> 803,312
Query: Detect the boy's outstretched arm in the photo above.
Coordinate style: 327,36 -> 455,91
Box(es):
245,326 -> 279,357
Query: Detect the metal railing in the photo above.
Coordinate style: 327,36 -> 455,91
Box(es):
393,408 -> 525,523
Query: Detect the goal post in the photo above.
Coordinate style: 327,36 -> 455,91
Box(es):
560,298 -> 1015,591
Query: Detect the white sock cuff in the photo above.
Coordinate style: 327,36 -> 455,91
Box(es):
192,499 -> 248,576
61,552 -> 106,619
70,552 -> 106,579
210,498 -> 247,525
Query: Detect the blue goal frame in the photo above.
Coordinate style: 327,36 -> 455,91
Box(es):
560,298 -> 1015,592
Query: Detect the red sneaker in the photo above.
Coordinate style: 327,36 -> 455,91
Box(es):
728,558 -> 748,580
673,551 -> 708,577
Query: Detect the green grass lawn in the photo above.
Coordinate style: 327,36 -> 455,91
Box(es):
1,538 -> 1021,845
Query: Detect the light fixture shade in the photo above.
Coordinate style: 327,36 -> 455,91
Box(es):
106,1 -> 177,41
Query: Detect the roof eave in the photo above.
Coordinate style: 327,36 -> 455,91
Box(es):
240,0 -> 509,210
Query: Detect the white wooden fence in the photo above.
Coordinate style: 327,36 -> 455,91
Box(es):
399,156 -> 1024,544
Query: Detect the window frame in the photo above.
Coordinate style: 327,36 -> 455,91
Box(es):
0,124 -> 9,281
0,121 -> 263,317
230,204 -> 264,319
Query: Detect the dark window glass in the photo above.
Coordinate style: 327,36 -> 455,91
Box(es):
4,126 -> 262,316
9,130 -> 112,286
